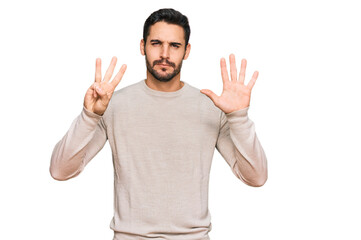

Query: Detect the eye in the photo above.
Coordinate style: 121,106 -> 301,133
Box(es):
151,41 -> 161,46
171,43 -> 180,48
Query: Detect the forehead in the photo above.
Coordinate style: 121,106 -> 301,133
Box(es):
147,21 -> 185,44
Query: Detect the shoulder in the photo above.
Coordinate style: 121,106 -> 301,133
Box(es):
108,80 -> 145,106
112,80 -> 143,99
102,80 -> 143,117
186,82 -> 217,104
184,81 -> 222,115
184,82 -> 208,100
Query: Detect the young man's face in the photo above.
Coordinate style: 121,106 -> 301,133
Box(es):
141,21 -> 191,82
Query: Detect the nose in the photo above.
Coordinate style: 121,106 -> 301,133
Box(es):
160,44 -> 170,59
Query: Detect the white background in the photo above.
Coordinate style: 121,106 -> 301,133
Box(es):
1,0 -> 360,239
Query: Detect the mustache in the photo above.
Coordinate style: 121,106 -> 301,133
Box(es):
152,59 -> 176,68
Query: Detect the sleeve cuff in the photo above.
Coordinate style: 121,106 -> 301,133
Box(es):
82,107 -> 103,119
79,107 -> 103,130
225,107 -> 249,117
224,106 -> 252,127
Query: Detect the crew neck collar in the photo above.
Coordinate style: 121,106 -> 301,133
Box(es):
141,79 -> 188,97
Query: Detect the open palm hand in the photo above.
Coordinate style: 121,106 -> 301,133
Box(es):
200,54 -> 258,114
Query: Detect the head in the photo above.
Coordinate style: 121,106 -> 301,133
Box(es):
140,8 -> 191,82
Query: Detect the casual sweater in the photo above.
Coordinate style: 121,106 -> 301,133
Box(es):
50,79 -> 267,240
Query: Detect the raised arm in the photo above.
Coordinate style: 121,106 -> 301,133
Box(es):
201,54 -> 267,186
50,57 -> 126,181
216,107 -> 267,187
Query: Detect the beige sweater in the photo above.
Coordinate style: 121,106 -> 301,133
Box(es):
50,79 -> 267,240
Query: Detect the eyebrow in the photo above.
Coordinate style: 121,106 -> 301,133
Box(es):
170,42 -> 182,47
150,39 -> 161,44
150,39 -> 182,46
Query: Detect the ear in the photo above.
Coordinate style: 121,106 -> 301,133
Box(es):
140,39 -> 145,56
183,43 -> 191,60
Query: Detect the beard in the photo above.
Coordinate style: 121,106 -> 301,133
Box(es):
145,54 -> 183,82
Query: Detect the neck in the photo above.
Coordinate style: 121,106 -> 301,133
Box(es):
145,72 -> 184,92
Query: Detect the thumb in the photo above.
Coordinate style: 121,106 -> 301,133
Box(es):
95,85 -> 106,97
200,89 -> 219,104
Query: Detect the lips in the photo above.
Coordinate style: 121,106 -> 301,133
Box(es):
157,64 -> 171,67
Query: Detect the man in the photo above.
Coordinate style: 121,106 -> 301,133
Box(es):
50,8 -> 267,240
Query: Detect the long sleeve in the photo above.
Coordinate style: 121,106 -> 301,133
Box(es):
50,107 -> 108,181
216,107 -> 268,187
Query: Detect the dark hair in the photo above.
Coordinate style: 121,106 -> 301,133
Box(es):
143,8 -> 191,48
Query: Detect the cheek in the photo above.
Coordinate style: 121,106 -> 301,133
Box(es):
172,49 -> 186,59
145,46 -> 158,59
146,54 -> 158,65
172,53 -> 185,64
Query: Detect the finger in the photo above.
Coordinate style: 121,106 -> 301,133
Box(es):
247,71 -> 259,90
103,56 -> 117,82
95,58 -> 102,83
220,58 -> 230,86
229,54 -> 237,82
238,59 -> 247,84
110,64 -> 127,89
85,83 -> 96,99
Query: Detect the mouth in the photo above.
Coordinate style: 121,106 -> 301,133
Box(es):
157,63 -> 171,67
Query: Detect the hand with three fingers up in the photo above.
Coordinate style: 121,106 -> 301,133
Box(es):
84,56 -> 127,116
